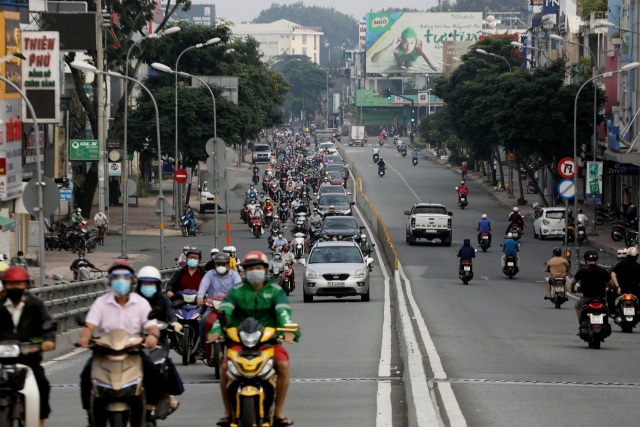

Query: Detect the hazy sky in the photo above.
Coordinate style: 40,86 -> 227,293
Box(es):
209,0 -> 441,23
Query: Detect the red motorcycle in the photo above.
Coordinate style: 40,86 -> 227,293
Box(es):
280,177 -> 287,190
264,205 -> 274,226
203,296 -> 227,379
251,217 -> 263,238
283,260 -> 295,295
262,177 -> 270,192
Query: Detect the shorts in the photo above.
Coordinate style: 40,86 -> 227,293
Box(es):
577,297 -> 589,310
223,344 -> 289,364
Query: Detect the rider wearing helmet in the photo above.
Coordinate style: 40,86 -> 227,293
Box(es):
136,266 -> 185,410
0,267 -> 55,423
611,246 -> 640,307
570,250 -> 614,325
501,233 -> 520,271
72,207 -> 85,226
165,247 -> 205,298
359,234 -> 374,256
506,206 -> 524,236
544,247 -> 570,300
79,261 -> 163,426
457,181 -> 469,195
223,246 -> 238,272
183,204 -> 195,232
476,214 -> 492,245
291,220 -> 308,237
204,248 -> 221,272
208,252 -> 300,427
177,245 -> 190,266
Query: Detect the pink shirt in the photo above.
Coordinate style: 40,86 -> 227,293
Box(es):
86,291 -> 157,336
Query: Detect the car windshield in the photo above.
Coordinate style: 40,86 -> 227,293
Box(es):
323,218 -> 358,229
319,186 -> 344,196
330,155 -> 342,163
202,182 -> 209,192
309,246 -> 363,264
546,211 -> 566,219
328,172 -> 342,179
325,165 -> 343,172
320,142 -> 335,149
320,195 -> 349,206
318,137 -> 332,144
414,206 -> 447,215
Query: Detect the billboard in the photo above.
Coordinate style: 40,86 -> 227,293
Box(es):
22,31 -> 60,123
366,12 -> 482,74
358,20 -> 366,51
165,4 -> 215,26
442,40 -> 473,76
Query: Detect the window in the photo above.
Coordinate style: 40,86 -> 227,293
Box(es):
292,34 -> 295,40
314,53 -> 317,63
302,35 -> 307,44
413,206 -> 447,215
302,47 -> 307,55
314,35 -> 317,49
280,35 -> 284,39
292,48 -> 295,54
309,246 -> 363,264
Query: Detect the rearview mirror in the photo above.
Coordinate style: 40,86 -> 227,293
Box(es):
347,192 -> 352,196
448,212 -> 453,216
366,257 -> 374,266
148,307 -> 162,320
359,226 -> 366,230
404,211 -> 411,215
75,312 -> 86,327
350,202 -> 355,206
371,243 -> 376,247
298,259 -> 306,267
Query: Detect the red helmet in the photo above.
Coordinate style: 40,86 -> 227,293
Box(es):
108,260 -> 135,276
3,266 -> 30,283
241,251 -> 269,268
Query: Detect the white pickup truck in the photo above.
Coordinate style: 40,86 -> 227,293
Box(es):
404,203 -> 453,246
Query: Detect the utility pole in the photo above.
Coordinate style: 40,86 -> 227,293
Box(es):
96,0 -> 105,214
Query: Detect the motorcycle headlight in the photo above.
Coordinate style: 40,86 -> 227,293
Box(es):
354,268 -> 366,279
258,359 -> 274,378
0,344 -> 19,358
239,330 -> 262,348
306,269 -> 318,279
227,360 -> 239,376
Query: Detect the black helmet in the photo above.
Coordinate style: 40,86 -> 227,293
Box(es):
553,247 -> 562,257
186,246 -> 202,259
213,253 -> 231,264
584,249 -> 598,262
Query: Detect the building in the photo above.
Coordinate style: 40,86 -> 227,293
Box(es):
231,19 -> 323,64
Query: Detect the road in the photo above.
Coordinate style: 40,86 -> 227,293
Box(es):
344,141 -> 640,426
43,162 -> 407,427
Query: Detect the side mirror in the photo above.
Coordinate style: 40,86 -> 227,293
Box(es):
75,312 -> 86,327
371,243 -> 376,247
366,257 -> 374,266
171,300 -> 186,309
350,202 -> 356,206
298,259 -> 306,267
174,258 -> 179,261
448,212 -> 453,216
474,249 -> 478,252
42,320 -> 58,333
455,187 -> 459,190
404,211 -> 411,215
148,307 -> 162,320
359,226 -> 366,230
500,244 -> 503,247
347,192 -> 352,196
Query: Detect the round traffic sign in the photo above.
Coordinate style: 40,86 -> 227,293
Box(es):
174,169 -> 188,184
557,179 -> 575,199
558,157 -> 578,179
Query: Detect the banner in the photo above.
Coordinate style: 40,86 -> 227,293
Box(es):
358,20 -> 366,51
365,12 -> 482,74
586,161 -> 603,205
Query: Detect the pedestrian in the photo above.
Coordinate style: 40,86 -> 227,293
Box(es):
10,251 -> 28,270
623,187 -> 631,213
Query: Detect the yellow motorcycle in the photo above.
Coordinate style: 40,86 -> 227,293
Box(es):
224,318 -> 299,427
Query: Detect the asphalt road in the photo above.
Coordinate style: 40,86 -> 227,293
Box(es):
43,160 -> 406,427
344,141 -> 640,426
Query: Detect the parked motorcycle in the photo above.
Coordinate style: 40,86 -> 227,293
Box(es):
576,295 -> 611,349
625,229 -> 639,247
595,203 -> 623,225
181,215 -> 199,237
614,293 -> 639,333
610,221 -> 633,242
173,290 -> 205,365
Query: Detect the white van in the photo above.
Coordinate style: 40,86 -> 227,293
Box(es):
198,180 -> 216,214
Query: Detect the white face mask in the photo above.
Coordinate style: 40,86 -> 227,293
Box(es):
215,266 -> 228,275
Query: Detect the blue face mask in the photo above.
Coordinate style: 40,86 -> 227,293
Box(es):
187,259 -> 199,268
111,279 -> 131,296
140,285 -> 157,298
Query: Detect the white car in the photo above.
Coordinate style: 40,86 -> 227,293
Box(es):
319,142 -> 337,155
533,207 -> 568,240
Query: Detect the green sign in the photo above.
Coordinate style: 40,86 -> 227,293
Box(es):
586,161 -> 603,205
70,140 -> 100,161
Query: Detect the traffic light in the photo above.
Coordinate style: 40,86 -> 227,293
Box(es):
386,88 -> 392,100
411,109 -> 415,122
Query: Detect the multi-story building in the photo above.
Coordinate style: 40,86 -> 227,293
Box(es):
231,19 -> 323,64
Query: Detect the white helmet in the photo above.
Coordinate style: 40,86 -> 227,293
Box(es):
137,266 -> 161,283
628,247 -> 639,258
461,181 -> 465,185
228,246 -> 237,256
513,207 -> 519,212
361,234 -> 367,241
507,233 -> 514,239
481,214 -> 488,219
617,248 -> 629,259
211,248 -> 220,258
223,246 -> 230,253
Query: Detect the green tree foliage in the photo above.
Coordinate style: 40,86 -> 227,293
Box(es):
252,2 -> 357,65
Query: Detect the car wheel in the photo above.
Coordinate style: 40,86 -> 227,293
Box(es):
405,230 -> 409,243
200,206 -> 205,214
303,290 -> 313,303
361,288 -> 370,302
533,227 -> 539,239
540,234 -> 546,240
409,234 -> 416,246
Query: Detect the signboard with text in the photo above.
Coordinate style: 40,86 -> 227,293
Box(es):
358,20 -> 366,51
70,140 -> 99,161
21,31 -> 60,123
0,119 -> 23,200
586,161 -> 603,205
1,12 -> 22,100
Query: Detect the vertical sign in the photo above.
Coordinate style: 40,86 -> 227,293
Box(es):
543,0 -> 560,15
333,93 -> 340,113
1,12 -> 22,100
0,118 -> 23,200
21,31 -> 60,123
358,20 -> 367,51
586,161 -> 603,204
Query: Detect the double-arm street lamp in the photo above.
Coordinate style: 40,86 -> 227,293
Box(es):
476,48 -> 512,73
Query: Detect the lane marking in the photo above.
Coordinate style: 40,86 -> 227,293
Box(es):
42,347 -> 88,367
398,262 -> 467,427
386,162 -> 423,203
52,377 -> 403,387
376,380 -> 393,427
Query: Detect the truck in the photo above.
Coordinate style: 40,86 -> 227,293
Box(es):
349,126 -> 365,146
404,203 -> 453,246
314,129 -> 333,148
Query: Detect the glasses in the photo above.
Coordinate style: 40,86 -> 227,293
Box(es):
187,256 -> 200,260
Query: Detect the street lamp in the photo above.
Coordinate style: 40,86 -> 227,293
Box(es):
71,60 -> 169,269
174,37 -> 220,228
571,62 -> 640,271
476,48 -> 512,73
321,68 -> 330,128
121,26 -> 180,259
594,21 -> 640,36
510,41 -> 549,60
152,62 -> 222,248
452,57 -> 461,62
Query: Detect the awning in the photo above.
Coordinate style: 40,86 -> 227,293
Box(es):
603,149 -> 640,164
0,216 -> 16,232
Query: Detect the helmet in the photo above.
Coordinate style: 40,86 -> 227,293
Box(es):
274,215 -> 280,220
183,245 -> 189,254
137,266 -> 161,283
506,233 -> 514,239
584,249 -> 598,262
297,220 -> 303,225
464,237 -> 470,245
266,197 -> 271,201
617,248 -> 629,259
461,181 -> 465,185
108,260 -> 135,276
211,248 -> 220,256
228,246 -> 237,256
222,246 -> 230,253
283,244 -> 290,251
578,208 -> 583,213
241,251 -> 269,268
481,214 -> 487,219
513,207 -> 519,212
329,205 -> 335,210
361,234 -> 367,241
553,247 -> 562,257
186,247 -> 202,259
213,253 -> 231,264
76,207 -> 82,212
2,267 -> 30,283
628,247 -> 639,258
0,262 -> 9,280
78,250 -> 86,256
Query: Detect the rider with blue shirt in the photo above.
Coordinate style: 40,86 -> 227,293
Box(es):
476,214 -> 492,245
502,233 -> 520,271
183,205 -> 195,232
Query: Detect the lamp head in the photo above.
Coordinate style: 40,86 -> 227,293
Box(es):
163,27 -> 181,35
151,62 -> 173,73
476,48 -> 488,55
206,37 -> 221,45
226,48 -> 235,53
69,61 -> 97,73
550,34 -> 564,41
452,57 -> 461,62
595,21 -> 616,28
510,41 -> 524,48
621,62 -> 640,71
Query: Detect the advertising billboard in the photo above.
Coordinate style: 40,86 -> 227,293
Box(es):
21,31 -> 60,123
366,12 -> 482,74
164,4 -> 215,26
358,20 -> 366,51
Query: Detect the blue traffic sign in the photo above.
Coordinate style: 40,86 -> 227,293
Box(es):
59,188 -> 72,202
557,179 -> 575,200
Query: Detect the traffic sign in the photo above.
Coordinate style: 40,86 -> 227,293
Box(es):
152,196 -> 173,217
174,169 -> 188,184
507,153 -> 516,161
108,162 -> 121,176
557,179 -> 575,199
59,188 -> 72,202
23,176 -> 61,217
558,158 -> 578,179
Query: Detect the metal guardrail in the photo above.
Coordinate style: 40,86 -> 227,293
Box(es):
29,266 -> 184,334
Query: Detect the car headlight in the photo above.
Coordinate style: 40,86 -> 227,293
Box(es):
354,268 -> 366,279
0,344 -> 19,358
306,269 -> 318,279
239,330 -> 262,348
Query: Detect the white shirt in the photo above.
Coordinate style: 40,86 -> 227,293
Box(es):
4,298 -> 25,332
94,212 -> 108,226
577,214 -> 588,226
372,147 -> 379,154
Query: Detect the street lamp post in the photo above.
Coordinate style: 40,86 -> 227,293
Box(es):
71,61 -> 170,269
510,41 -> 550,63
121,27 -> 180,259
476,48 -> 512,73
174,38 -> 220,228
571,62 -> 640,272
322,68 -> 330,128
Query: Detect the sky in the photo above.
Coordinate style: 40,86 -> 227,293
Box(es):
204,0 -> 441,24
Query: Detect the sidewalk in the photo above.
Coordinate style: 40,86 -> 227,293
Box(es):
433,156 -> 621,256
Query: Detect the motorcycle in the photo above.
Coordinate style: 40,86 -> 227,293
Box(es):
44,228 -> 62,251
379,138 -> 384,146
412,157 -> 418,166
0,321 -> 57,427
458,259 -> 474,285
181,215 -> 199,237
222,318 -> 299,426
508,224 -> 522,241
614,293 -> 639,333
293,232 -> 305,259
503,254 -> 519,279
611,221 -> 633,242
547,277 -> 568,309
577,295 -> 611,349
577,223 -> 587,244
251,217 -> 264,238
373,153 -> 379,163
378,166 -> 385,177
264,206 -> 274,226
401,148 -> 407,157
278,202 -> 289,223
284,260 -> 295,295
252,171 -> 259,185
625,229 -> 639,247
480,232 -> 491,252
173,290 -> 205,365
595,203 -> 623,225
202,297 -> 228,379
456,191 -> 468,209
262,178 -> 270,193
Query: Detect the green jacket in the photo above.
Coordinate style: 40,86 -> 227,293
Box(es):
72,213 -> 84,224
210,277 -> 300,343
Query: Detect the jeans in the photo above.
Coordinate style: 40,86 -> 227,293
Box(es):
187,218 -> 195,230
27,363 -> 50,419
199,308 -> 214,352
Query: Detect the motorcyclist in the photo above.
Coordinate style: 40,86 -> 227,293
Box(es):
506,207 -> 524,236
291,220 -> 308,237
208,252 -> 299,427
359,234 -> 374,257
290,197 -> 301,212
263,196 -> 275,212
457,181 -> 469,196
248,185 -> 257,197
476,214 -> 492,246
258,191 -> 267,205
310,209 -> 323,225
177,245 -> 190,266
282,244 -> 297,266
9,250 -> 28,270
576,208 -> 589,243
412,149 -> 418,159
252,164 -> 260,177
196,253 -> 242,360
93,209 -> 109,238
372,146 -> 380,157
0,267 -> 55,425
611,246 -> 640,304
378,134 -> 384,144
324,205 -> 339,217
377,158 -> 386,173
72,207 -> 85,226
398,140 -> 407,152
165,247 -> 205,298
457,238 -> 476,264
78,261 -> 162,426
268,252 -> 287,284
570,250 -> 614,326
252,205 -> 265,229
183,204 -> 195,232
272,231 -> 288,251
544,247 -> 570,300
286,179 -> 295,193
204,248 -> 220,272
135,266 -> 185,410
501,233 -> 520,271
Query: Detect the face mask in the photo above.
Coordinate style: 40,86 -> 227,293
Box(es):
140,285 -> 157,298
111,279 -> 131,296
215,266 -> 228,275
187,259 -> 199,268
79,256 -> 84,260
246,269 -> 266,286
278,235 -> 283,239
275,255 -> 281,260
6,287 -> 24,302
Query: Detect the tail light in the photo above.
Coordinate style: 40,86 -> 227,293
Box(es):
588,303 -> 604,309
566,250 -> 571,258
542,219 -> 549,225
447,218 -> 451,229
411,218 -> 415,228
483,232 -> 487,236
624,294 -> 634,300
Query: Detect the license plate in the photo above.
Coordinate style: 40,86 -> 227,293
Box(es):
589,314 -> 604,324
512,232 -> 518,237
624,307 -> 635,316
507,262 -> 514,266
579,231 -> 584,235
424,229 -> 437,233
327,281 -> 345,287
463,266 -> 471,271
460,198 -> 466,201
555,286 -> 564,293
483,236 -> 489,239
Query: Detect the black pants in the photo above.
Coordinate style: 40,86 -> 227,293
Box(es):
28,363 -> 50,419
81,351 -> 162,410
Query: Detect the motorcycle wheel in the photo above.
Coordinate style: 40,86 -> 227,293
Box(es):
240,396 -> 257,427
181,226 -> 189,237
212,342 -> 222,380
181,328 -> 191,366
45,240 -> 50,251
625,235 -> 638,247
595,215 -> 605,225
622,325 -> 633,333
87,240 -> 96,253
108,411 -> 126,427
284,280 -> 290,296
611,228 -> 624,242
253,228 -> 260,238
588,340 -> 601,349
482,246 -> 487,252
555,300 -> 562,309
193,227 -> 198,237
